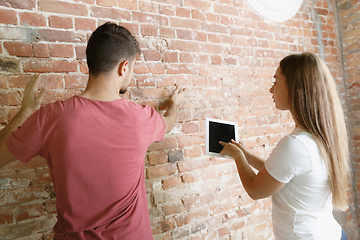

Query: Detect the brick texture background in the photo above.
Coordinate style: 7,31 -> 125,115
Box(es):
0,0 -> 358,239
337,0 -> 360,239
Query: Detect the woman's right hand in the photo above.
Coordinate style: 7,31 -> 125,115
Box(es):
230,139 -> 247,153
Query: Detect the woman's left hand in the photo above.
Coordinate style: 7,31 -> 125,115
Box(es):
219,139 -> 245,159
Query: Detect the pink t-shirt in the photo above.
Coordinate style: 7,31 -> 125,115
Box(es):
7,96 -> 166,240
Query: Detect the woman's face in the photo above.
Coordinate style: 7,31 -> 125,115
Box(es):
269,67 -> 291,111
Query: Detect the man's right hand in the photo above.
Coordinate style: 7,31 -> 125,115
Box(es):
162,86 -> 187,134
170,86 -> 186,107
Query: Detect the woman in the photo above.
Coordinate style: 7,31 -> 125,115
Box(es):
220,52 -> 349,240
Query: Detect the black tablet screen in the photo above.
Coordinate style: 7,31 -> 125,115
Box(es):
209,121 -> 236,153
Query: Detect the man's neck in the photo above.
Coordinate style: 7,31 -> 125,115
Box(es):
80,75 -> 122,102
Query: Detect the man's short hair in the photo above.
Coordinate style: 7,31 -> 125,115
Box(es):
86,22 -> 141,76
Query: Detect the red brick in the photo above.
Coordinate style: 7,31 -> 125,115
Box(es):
0,75 -> 6,89
90,6 -> 131,21
75,18 -> 97,31
143,50 -> 161,61
136,75 -> 156,87
49,44 -> 74,58
148,152 -> 168,166
193,31 -> 207,42
118,23 -> 139,36
152,217 -> 176,234
19,12 -> 47,27
0,9 -> 17,24
65,74 -> 87,89
177,29 -> 192,40
159,4 -> 175,16
179,52 -> 193,63
166,64 -> 196,74
218,227 -> 230,237
169,40 -> 200,52
170,18 -> 201,30
164,202 -> 185,215
176,209 -> 208,227
184,0 -> 212,11
162,52 -> 178,63
33,43 -> 50,58
15,204 -> 44,222
146,163 -> 178,179
181,172 -> 200,183
163,176 -> 182,189
39,74 -> 64,89
23,59 -> 78,73
37,29 -> 86,43
0,0 -> 36,9
176,7 -> 191,18
49,15 -> 73,29
0,206 -> 14,224
178,157 -> 210,173
133,12 -> 159,24
44,200 -> 57,213
141,24 -> 158,36
97,0 -> 117,7
8,74 -> 31,88
118,0 -> 138,10
192,9 -> 206,21
155,76 -> 174,88
147,63 -> 166,74
39,0 -> 88,16
139,1 -> 157,13
4,42 -> 32,57
184,146 -> 202,158
182,122 -> 199,134
79,61 -> 89,74
211,55 -> 222,65
75,46 -> 86,60
178,135 -> 204,147
160,27 -> 176,38
207,12 -> 221,23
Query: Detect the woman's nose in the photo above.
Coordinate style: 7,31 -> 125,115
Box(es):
269,85 -> 274,93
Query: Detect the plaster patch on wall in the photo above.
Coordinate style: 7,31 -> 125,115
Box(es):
23,26 -> 40,44
0,25 -> 39,44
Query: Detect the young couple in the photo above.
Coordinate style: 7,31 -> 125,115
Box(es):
0,23 -> 349,240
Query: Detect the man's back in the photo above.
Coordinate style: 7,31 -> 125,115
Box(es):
7,96 -> 166,239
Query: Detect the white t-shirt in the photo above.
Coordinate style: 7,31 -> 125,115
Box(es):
265,128 -> 341,240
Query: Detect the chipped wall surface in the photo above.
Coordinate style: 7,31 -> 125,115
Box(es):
0,0 -> 358,239
336,0 -> 360,239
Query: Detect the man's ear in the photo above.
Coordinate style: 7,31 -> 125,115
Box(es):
118,61 -> 129,77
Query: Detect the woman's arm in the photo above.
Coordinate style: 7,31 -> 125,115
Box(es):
233,141 -> 266,171
220,140 -> 285,200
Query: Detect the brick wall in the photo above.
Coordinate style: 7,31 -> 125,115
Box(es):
0,0 -> 356,239
336,0 -> 360,239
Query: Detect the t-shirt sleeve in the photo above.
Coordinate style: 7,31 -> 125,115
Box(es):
144,105 -> 166,143
6,108 -> 43,163
265,135 -> 313,184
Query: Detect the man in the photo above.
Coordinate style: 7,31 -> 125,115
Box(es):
0,22 -> 185,239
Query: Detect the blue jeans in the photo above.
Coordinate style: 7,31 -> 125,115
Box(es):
341,229 -> 348,240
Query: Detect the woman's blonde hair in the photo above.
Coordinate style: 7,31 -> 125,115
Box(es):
280,52 -> 349,211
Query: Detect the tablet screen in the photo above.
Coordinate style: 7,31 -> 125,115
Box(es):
206,118 -> 239,158
209,121 -> 236,153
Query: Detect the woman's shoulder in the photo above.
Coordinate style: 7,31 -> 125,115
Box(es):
286,127 -> 321,159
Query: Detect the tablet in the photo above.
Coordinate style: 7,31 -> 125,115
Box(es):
205,118 -> 239,158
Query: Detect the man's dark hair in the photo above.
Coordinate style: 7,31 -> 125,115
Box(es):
86,22 -> 141,76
